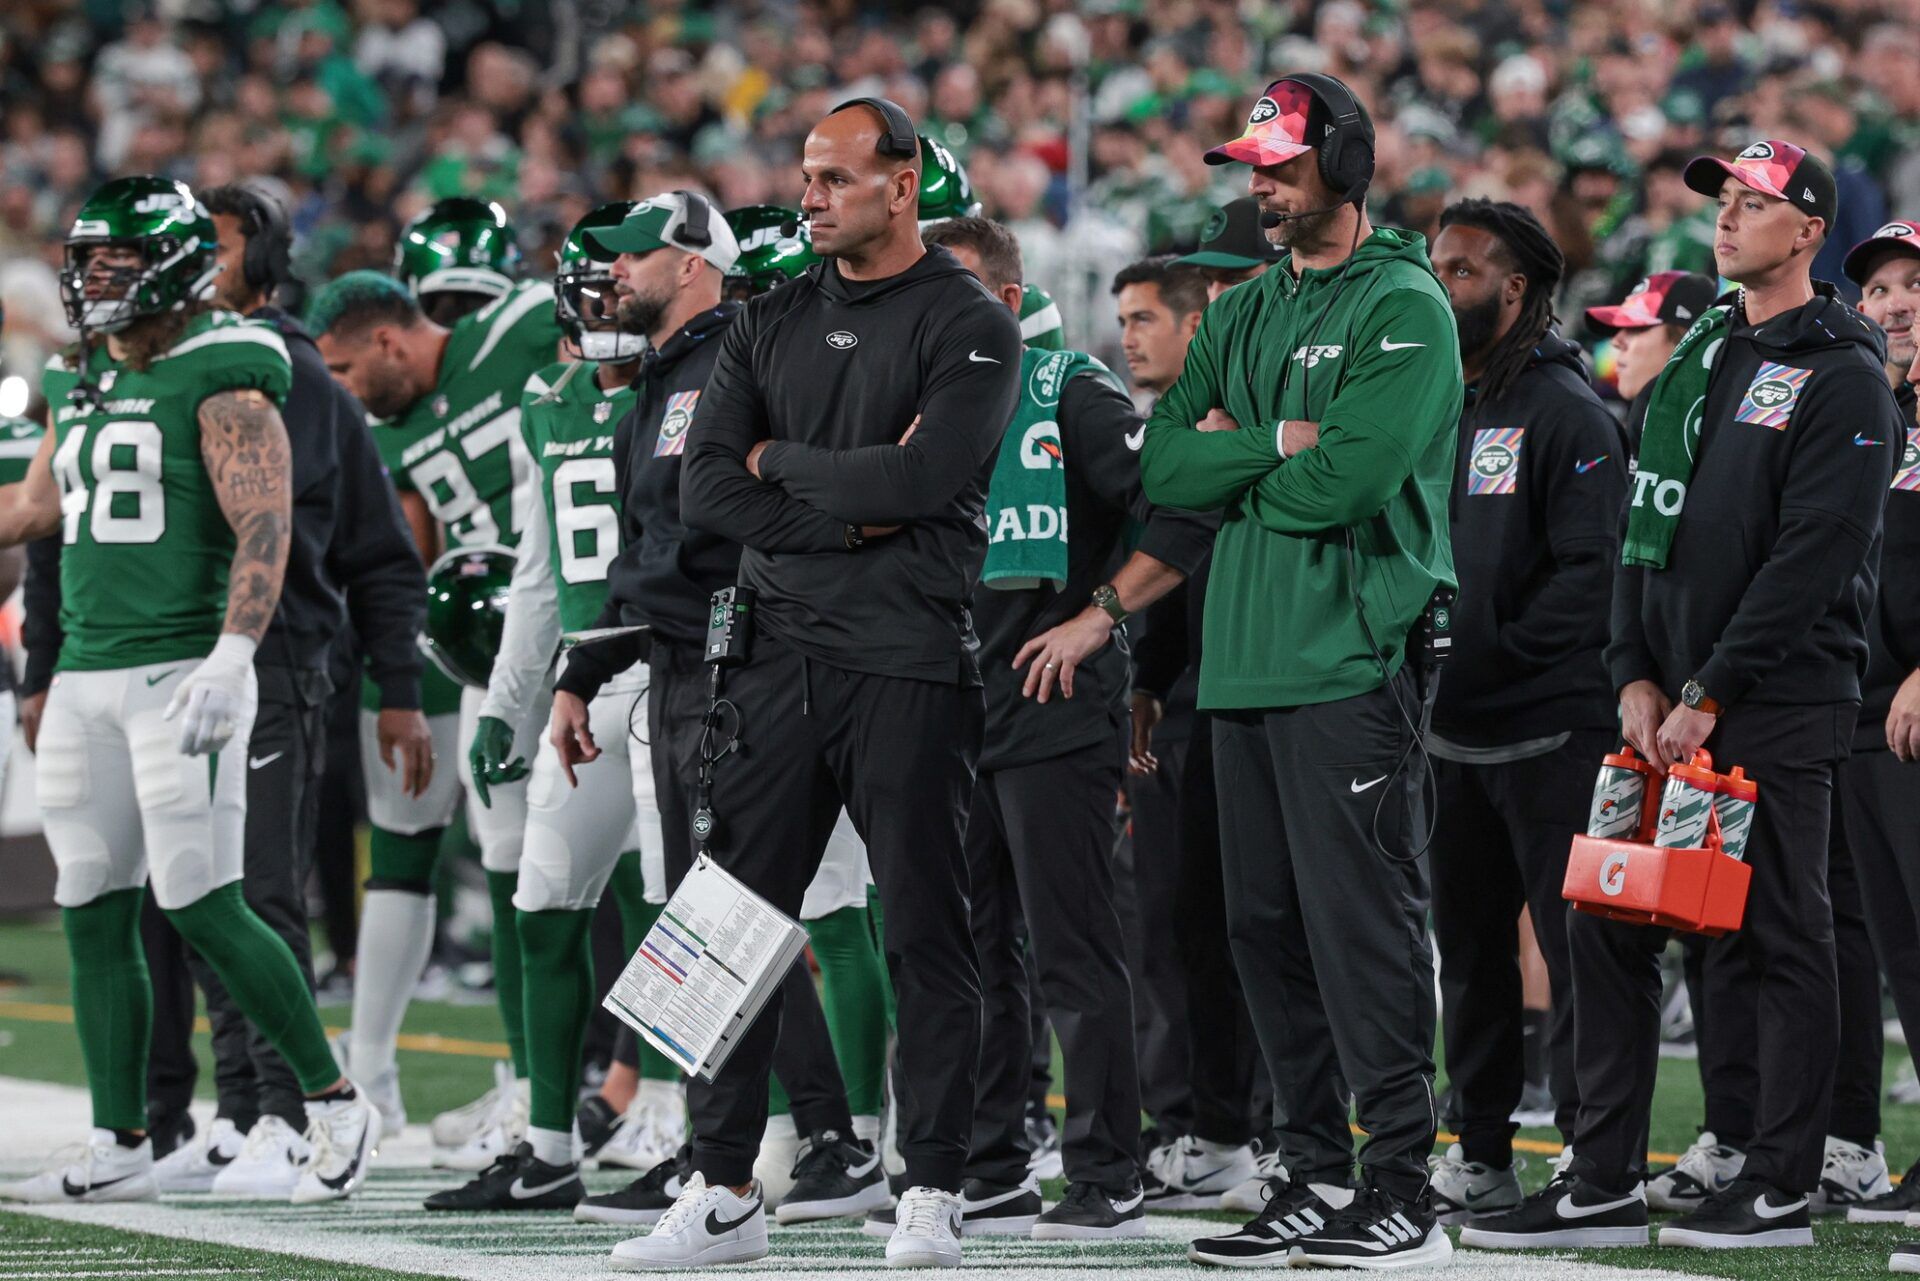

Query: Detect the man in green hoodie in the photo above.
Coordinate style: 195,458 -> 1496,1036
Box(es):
1138,73 -> 1461,1271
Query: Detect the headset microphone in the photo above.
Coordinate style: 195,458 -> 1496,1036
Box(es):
1258,180 -> 1368,229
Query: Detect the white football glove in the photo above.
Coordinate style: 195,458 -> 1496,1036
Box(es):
164,634 -> 258,756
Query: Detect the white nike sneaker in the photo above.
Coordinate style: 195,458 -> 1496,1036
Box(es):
608,1172 -> 769,1270
1219,1139 -> 1289,1216
597,1082 -> 686,1173
292,1090 -> 382,1203
0,1130 -> 157,1203
753,1119 -> 803,1208
1647,1131 -> 1745,1212
1429,1142 -> 1524,1223
431,1061 -> 513,1148
433,1072 -> 528,1171
887,1186 -> 964,1268
1142,1137 -> 1258,1210
154,1116 -> 246,1194
331,1031 -> 405,1136
210,1116 -> 312,1198
1814,1135 -> 1891,1214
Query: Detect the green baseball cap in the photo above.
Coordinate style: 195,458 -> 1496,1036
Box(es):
1178,198 -> 1286,269
583,192 -> 740,271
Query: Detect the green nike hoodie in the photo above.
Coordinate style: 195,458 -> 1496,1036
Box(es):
1140,226 -> 1462,710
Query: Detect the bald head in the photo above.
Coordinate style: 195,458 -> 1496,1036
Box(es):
801,107 -> 923,275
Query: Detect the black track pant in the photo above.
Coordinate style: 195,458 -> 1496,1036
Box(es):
668,635 -> 982,1187
312,674 -> 363,967
967,739 -> 1141,1190
1429,728 -> 1611,1164
1571,701 -> 1852,1195
1841,748 -> 1920,1128
1212,668 -> 1439,1200
1121,716 -> 1193,1140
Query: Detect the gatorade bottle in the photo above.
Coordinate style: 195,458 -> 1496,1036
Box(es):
1588,747 -> 1660,839
1714,766 -> 1758,862
1655,750 -> 1718,849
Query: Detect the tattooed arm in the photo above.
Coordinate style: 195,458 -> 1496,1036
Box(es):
198,388 -> 293,640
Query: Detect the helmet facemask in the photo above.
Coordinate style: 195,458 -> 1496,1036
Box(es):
557,267 -> 645,362
61,234 -> 217,334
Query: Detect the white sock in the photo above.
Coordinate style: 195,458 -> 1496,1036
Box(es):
349,888 -> 436,1077
852,1114 -> 880,1143
528,1126 -> 573,1167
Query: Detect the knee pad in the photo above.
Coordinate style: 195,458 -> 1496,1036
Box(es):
369,826 -> 443,890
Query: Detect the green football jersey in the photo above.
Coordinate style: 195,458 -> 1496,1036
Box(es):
0,417 -> 45,485
521,362 -> 635,633
374,280 -> 562,552
39,310 -> 292,671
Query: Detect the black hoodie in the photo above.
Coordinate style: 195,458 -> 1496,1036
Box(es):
1432,332 -> 1627,745
1859,380 -> 1920,749
1607,286 -> 1899,708
682,245 -> 1023,684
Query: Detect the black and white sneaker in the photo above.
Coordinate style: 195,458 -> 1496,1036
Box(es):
575,1154 -> 686,1226
424,1142 -> 583,1211
863,1173 -> 1043,1238
1657,1177 -> 1813,1248
576,1096 -> 622,1161
1851,1159 -> 1920,1223
1892,1241 -> 1920,1273
1188,1178 -> 1353,1267
1031,1181 -> 1146,1240
1458,1175 -> 1649,1248
775,1130 -> 892,1224
1292,1187 -> 1452,1269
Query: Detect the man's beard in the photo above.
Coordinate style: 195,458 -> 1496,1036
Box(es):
361,365 -> 416,419
1451,292 -> 1507,366
1266,206 -> 1341,254
616,285 -> 671,339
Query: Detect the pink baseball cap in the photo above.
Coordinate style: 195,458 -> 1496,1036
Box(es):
1684,139 -> 1837,224
1585,271 -> 1720,335
1206,80 -> 1318,168
1842,220 -> 1920,286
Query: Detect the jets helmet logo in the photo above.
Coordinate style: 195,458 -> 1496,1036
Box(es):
1248,96 -> 1279,125
826,331 -> 858,350
1873,221 -> 1918,240
1738,141 -> 1776,161
1467,427 -> 1524,495
1748,379 -> 1793,408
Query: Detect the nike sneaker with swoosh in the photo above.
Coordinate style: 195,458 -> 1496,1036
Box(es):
153,1116 -> 246,1193
1143,1136 -> 1258,1210
1658,1176 -> 1813,1248
863,1173 -> 1042,1238
1292,1186 -> 1452,1269
609,1172 -> 769,1270
1219,1135 -> 1288,1215
210,1114 -> 312,1198
1814,1134 -> 1890,1214
1428,1142 -> 1522,1223
1457,1174 -> 1649,1248
0,1129 -> 157,1204
887,1186 -> 964,1268
1189,1177 -> 1354,1266
1031,1180 -> 1147,1240
291,1088 -> 381,1204
1646,1130 -> 1745,1211
775,1130 -> 892,1224
1850,1157 -> 1920,1223
423,1141 -> 583,1211
575,1153 -> 687,1226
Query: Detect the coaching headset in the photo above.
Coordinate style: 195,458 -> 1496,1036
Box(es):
231,183 -> 293,295
831,96 -> 919,160
670,188 -> 716,248
1257,72 -> 1376,229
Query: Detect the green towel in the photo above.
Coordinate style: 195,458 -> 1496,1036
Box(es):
982,348 -> 1123,590
1622,304 -> 1730,569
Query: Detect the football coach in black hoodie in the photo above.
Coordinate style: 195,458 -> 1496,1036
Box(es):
1422,200 -> 1625,1222
1465,139 -> 1901,1252
668,99 -> 1022,1269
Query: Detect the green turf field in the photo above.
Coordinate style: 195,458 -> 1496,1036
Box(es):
1,914 -> 1914,1278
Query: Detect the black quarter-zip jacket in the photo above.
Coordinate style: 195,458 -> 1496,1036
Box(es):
554,304 -> 741,702
1859,380 -> 1920,748
681,246 -> 1023,685
1432,332 -> 1627,745
1607,285 -> 1900,708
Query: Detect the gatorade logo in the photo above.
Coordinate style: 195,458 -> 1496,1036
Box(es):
1599,851 -> 1631,897
1019,419 -> 1064,469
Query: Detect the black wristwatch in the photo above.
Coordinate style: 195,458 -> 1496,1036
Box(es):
1680,679 -> 1722,716
843,524 -> 866,552
1091,583 -> 1128,624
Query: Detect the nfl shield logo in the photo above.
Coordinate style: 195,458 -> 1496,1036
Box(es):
594,401 -> 613,424
432,394 -> 450,418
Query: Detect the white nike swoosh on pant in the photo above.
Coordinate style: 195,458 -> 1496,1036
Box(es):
1350,775 -> 1387,793
1753,1195 -> 1809,1219
250,752 -> 285,769
1555,1193 -> 1643,1219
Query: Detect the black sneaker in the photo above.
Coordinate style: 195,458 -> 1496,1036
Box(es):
1458,1175 -> 1649,1248
1892,1241 -> 1920,1273
1851,1161 -> 1920,1223
862,1174 -> 1043,1239
1292,1186 -> 1451,1268
147,1108 -> 195,1161
1032,1180 -> 1146,1240
423,1142 -> 583,1211
1658,1176 -> 1814,1248
575,1096 -> 620,1161
775,1130 -> 891,1224
573,1153 -> 685,1225
1188,1178 -> 1352,1267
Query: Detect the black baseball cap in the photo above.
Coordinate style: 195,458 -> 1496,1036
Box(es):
1178,198 -> 1287,270
1842,219 -> 1920,286
1585,271 -> 1721,335
1683,139 -> 1838,226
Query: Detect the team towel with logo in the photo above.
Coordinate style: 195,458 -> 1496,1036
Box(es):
1622,304 -> 1731,569
982,348 -> 1122,590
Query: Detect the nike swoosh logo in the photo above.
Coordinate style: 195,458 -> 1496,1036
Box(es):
208,1148 -> 235,1167
1555,1192 -> 1643,1219
510,1173 -> 578,1199
1124,425 -> 1145,451
1350,776 -> 1387,793
963,1187 -> 1032,1210
146,669 -> 180,687
62,1171 -> 138,1197
1110,1191 -> 1144,1213
1575,456 -> 1609,474
1753,1195 -> 1808,1220
845,1150 -> 881,1179
1380,338 -> 1426,352
706,1202 -> 762,1234
968,351 -> 1000,364
1855,433 -> 1883,446
249,751 -> 285,770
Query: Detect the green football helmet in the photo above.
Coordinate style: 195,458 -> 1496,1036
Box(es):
722,205 -> 818,301
60,176 -> 219,334
917,135 -> 981,225
395,198 -> 520,304
557,201 -> 644,362
1019,283 -> 1064,350
421,544 -> 516,689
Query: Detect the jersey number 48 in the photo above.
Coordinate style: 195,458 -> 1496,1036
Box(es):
52,420 -> 166,544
